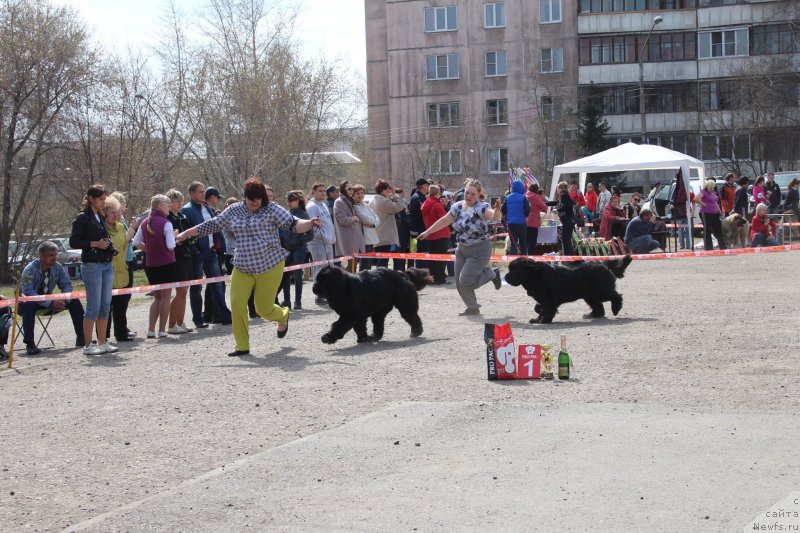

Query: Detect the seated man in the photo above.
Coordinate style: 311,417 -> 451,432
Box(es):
624,208 -> 662,254
19,241 -> 85,355
751,203 -> 779,247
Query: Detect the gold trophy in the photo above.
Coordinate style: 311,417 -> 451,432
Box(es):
541,343 -> 554,379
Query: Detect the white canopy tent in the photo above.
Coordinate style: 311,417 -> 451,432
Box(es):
549,142 -> 705,202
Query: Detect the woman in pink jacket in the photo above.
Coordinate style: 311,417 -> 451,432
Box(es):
525,183 -> 548,255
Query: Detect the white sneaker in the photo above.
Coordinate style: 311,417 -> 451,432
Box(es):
146,331 -> 156,339
98,342 -> 119,353
83,343 -> 103,356
178,323 -> 193,332
158,331 -> 168,338
168,325 -> 189,334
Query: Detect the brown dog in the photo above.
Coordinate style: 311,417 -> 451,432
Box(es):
722,213 -> 749,248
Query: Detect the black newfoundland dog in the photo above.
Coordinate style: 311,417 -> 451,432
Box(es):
312,266 -> 432,344
504,256 -> 632,324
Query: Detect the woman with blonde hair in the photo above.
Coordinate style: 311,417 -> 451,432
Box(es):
133,194 -> 177,338
694,179 -> 727,250
418,179 -> 502,316
165,189 -> 194,334
103,196 -> 136,343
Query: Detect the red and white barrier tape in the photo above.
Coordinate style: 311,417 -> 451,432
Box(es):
2,256 -> 352,306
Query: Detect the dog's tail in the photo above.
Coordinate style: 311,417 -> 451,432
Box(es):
403,268 -> 433,291
604,254 -> 632,278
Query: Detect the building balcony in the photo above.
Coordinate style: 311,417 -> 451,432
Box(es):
577,11 -> 696,35
579,61 -> 699,85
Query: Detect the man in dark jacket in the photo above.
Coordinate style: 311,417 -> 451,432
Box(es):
764,172 -> 782,214
181,181 -> 231,328
409,178 -> 431,268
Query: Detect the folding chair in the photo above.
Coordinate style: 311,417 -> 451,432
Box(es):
13,307 -> 57,348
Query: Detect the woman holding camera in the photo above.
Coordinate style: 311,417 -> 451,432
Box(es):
133,194 -> 177,338
70,184 -> 118,355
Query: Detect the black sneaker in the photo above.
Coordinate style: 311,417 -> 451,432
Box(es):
26,344 -> 42,355
228,349 -> 249,357
492,268 -> 502,290
194,323 -> 209,329
294,302 -> 302,310
249,312 -> 259,319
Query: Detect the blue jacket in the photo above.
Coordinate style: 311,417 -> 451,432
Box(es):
180,200 -> 225,254
624,216 -> 654,242
501,181 -> 531,225
20,258 -> 73,308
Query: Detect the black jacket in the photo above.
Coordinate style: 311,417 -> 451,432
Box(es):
764,181 -> 781,208
785,187 -> 798,211
70,209 -> 114,263
547,191 -> 576,225
733,186 -> 750,215
409,189 -> 427,235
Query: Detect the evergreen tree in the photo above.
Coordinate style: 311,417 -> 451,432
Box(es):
578,83 -> 610,156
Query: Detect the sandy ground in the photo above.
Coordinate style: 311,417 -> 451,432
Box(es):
1,253 -> 798,532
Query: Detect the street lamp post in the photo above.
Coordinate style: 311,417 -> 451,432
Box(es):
134,94 -> 170,189
639,15 -> 663,144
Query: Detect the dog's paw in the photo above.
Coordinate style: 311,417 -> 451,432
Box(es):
356,335 -> 375,344
529,316 -> 541,324
410,326 -> 423,338
534,303 -> 542,314
321,333 -> 337,344
583,313 -> 606,320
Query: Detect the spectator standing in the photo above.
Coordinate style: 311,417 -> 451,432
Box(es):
719,173 -> 737,216
421,185 -> 451,285
333,180 -> 365,269
108,191 -> 139,341
393,188 -> 412,271
595,182 -> 612,218
547,182 -> 577,256
19,242 -> 86,355
695,179 -> 727,250
325,185 -> 339,213
104,197 -> 136,343
624,208 -> 662,253
525,183 -> 548,255
752,176 -> 767,207
733,176 -> 750,219
418,179 -> 502,315
352,184 -> 380,271
764,172 -> 782,214
598,195 -> 627,240
181,181 -> 231,328
583,182 -> 598,222
409,178 -> 430,269
134,195 -> 177,338
166,189 -> 194,334
371,179 -> 405,268
677,190 -> 696,250
501,180 -> 531,255
176,178 -> 320,356
305,183 -> 336,285
70,184 -> 117,355
202,187 -> 226,323
751,203 -> 779,247
278,191 -> 311,310
784,178 -> 799,215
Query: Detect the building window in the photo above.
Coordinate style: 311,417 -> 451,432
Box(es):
485,51 -> 507,77
701,134 -> 749,161
752,24 -> 800,55
429,150 -> 462,175
484,3 -> 505,28
427,102 -> 460,128
580,0 -> 696,12
541,96 -> 563,121
579,33 -> 696,65
426,54 -> 460,80
541,48 -> 564,73
488,148 -> 509,173
698,29 -> 748,59
486,99 -> 508,125
543,146 -> 564,170
424,6 -> 457,32
539,0 -> 561,23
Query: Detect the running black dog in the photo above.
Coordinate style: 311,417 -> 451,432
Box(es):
312,266 -> 432,344
504,256 -> 632,324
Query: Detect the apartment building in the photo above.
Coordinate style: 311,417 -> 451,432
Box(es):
365,0 -> 578,195
366,0 -> 799,192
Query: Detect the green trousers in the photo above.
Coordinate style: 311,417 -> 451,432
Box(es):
230,262 -> 288,351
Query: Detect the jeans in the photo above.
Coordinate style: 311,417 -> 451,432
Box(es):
527,227 -> 539,255
752,233 -> 779,247
81,262 -> 113,320
427,238 -> 450,284
507,223 -> 527,255
307,241 -> 334,281
190,249 -> 231,326
280,246 -> 307,305
21,299 -> 84,345
627,234 -> 661,254
676,220 -> 692,249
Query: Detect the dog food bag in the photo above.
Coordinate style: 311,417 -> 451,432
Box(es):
516,344 -> 542,379
485,322 -> 516,380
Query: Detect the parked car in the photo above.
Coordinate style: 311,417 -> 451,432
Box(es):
50,237 -> 82,265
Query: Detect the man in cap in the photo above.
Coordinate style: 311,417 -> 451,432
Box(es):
201,186 -> 228,323
409,178 -> 431,268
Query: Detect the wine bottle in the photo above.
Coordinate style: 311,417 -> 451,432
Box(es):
558,334 -> 570,380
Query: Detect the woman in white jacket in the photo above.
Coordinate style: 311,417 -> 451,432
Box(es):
305,183 -> 337,292
353,184 -> 380,270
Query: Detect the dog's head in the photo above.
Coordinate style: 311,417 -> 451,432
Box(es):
312,265 -> 348,298
726,213 -> 747,227
504,257 -> 547,288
